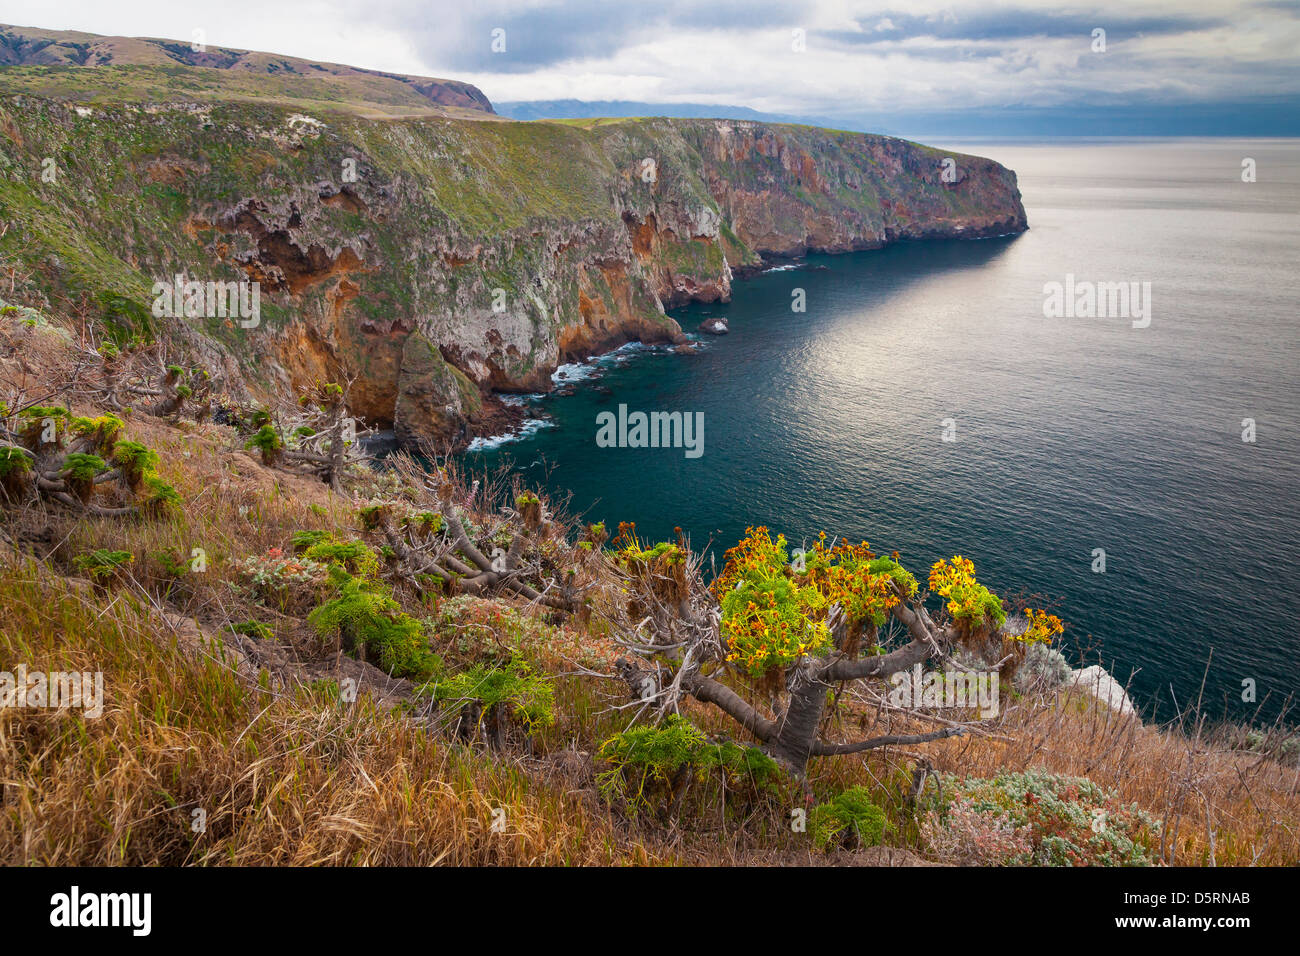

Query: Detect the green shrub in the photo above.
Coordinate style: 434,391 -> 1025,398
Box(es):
290,529 -> 331,551
141,474 -> 181,515
308,568 -> 436,679
299,535 -> 380,577
73,548 -> 134,583
809,786 -> 889,851
596,715 -> 782,818
0,446 -> 32,492
245,424 -> 282,463
20,405 -> 69,420
61,452 -> 106,482
230,620 -> 275,640
60,452 -> 106,500
404,511 -> 443,535
19,407 -> 67,447
112,440 -> 158,487
152,549 -> 190,577
70,414 -> 125,450
423,659 -> 554,735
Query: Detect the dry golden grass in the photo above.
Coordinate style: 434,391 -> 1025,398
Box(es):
0,563 -> 670,865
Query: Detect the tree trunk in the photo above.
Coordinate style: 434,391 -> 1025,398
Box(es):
765,667 -> 829,776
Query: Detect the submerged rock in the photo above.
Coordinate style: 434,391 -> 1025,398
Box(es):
698,317 -> 729,335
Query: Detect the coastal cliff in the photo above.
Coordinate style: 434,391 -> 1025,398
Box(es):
0,53 -> 1026,448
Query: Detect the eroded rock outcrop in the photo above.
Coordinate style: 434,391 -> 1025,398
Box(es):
0,96 -> 1026,447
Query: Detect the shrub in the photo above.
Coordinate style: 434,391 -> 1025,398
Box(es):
230,620 -> 275,640
1020,608 -> 1065,645
308,568 -> 437,679
152,548 -> 190,578
298,535 -> 380,577
20,405 -> 68,420
928,556 -> 1006,631
70,414 -> 125,451
596,714 -> 781,819
802,534 -> 917,630
405,511 -> 443,535
234,547 -> 331,612
0,446 -> 32,496
1015,642 -> 1072,695
423,659 -> 554,735
245,424 -> 283,464
112,440 -> 159,489
809,786 -> 889,851
920,795 -> 1035,865
141,474 -> 181,516
713,528 -> 830,676
73,548 -> 134,583
290,529 -> 332,551
60,453 -> 107,501
921,769 -> 1160,866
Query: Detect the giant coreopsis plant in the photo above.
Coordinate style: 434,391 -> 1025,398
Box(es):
614,526 -> 1061,775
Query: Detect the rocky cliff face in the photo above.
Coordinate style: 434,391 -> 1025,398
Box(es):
0,94 -> 1026,448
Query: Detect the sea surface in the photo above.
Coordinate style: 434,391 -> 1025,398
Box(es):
470,139 -> 1300,723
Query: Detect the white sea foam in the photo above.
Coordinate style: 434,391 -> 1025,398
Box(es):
500,393 -> 544,407
465,417 -> 554,452
552,362 -> 599,384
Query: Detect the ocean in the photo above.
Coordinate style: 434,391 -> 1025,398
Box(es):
469,138 -> 1300,723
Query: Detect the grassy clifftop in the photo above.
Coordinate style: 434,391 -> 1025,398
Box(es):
0,23 -> 496,118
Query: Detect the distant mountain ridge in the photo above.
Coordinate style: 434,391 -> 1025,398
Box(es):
0,23 -> 495,116
496,99 -> 811,125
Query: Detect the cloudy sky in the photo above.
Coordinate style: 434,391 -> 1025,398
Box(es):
7,1 -> 1300,134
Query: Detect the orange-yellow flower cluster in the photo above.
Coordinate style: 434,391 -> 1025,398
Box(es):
715,527 -> 830,676
927,555 -> 1007,630
803,534 -> 906,629
1019,608 -> 1065,645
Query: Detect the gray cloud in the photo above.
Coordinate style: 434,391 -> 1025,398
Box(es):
405,0 -> 796,72
825,9 -> 1226,46
7,0 -> 1300,132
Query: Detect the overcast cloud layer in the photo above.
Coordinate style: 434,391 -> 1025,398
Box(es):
5,1 -> 1299,132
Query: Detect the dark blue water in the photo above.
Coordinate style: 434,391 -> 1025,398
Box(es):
472,139 -> 1300,722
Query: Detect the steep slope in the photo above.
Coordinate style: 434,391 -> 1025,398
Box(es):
0,23 -> 495,118
0,45 -> 1026,449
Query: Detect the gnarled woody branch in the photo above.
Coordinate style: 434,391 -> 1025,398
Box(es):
611,556 -> 985,775
362,495 -> 581,612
